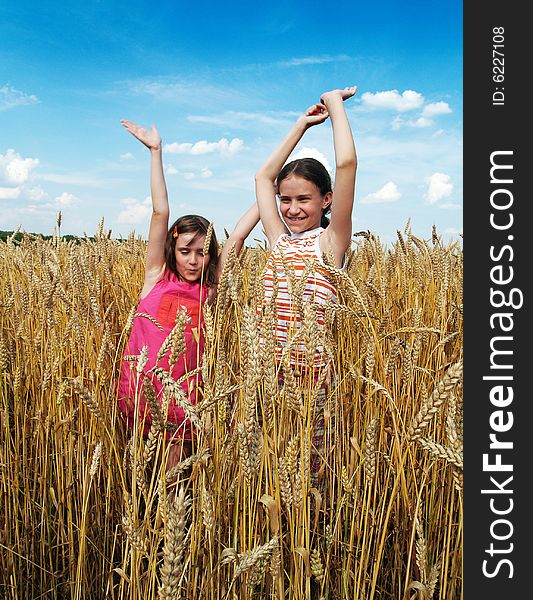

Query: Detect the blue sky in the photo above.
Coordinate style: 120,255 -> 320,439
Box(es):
1,1 -> 462,245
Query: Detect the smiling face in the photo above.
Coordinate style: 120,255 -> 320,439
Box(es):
278,174 -> 332,234
174,232 -> 210,283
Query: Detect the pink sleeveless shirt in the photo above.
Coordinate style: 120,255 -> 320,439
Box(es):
117,271 -> 208,440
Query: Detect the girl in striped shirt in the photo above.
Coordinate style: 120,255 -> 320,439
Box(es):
255,87 -> 358,476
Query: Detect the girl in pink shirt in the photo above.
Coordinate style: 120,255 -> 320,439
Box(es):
117,120 -> 259,469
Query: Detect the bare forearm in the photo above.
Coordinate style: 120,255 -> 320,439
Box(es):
255,118 -> 308,182
217,203 -> 260,279
224,203 -> 260,254
150,147 -> 169,215
323,97 -> 357,170
143,146 -> 169,276
229,202 -> 260,243
320,90 -> 358,258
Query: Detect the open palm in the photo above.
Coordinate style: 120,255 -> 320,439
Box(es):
120,120 -> 161,150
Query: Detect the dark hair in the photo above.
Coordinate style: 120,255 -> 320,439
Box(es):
276,157 -> 332,228
164,214 -> 219,286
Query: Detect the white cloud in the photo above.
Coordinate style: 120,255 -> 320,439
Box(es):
39,173 -> 103,186
166,165 -> 212,179
164,138 -> 244,156
185,170 -> 254,194
361,90 -> 424,112
117,197 -> 151,224
22,191 -> 80,211
277,54 -> 350,67
439,202 -> 462,209
391,116 -> 403,131
26,186 -> 49,201
120,152 -> 134,160
0,85 -> 39,112
361,181 -> 401,204
391,100 -> 452,130
188,110 -> 296,128
391,116 -> 433,130
126,81 -> 188,100
0,149 -> 39,185
0,186 -> 21,200
121,78 -> 248,110
291,147 -> 333,175
391,116 -> 404,131
411,117 -> 433,128
422,102 -> 452,118
424,173 -> 453,204
55,192 -> 79,206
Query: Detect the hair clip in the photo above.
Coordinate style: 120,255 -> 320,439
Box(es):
173,225 -> 179,238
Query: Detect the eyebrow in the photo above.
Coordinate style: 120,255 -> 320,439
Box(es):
279,194 -> 312,200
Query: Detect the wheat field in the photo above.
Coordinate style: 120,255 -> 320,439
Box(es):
0,219 -> 463,599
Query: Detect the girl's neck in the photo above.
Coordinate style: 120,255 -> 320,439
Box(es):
289,225 -> 322,237
166,268 -> 207,286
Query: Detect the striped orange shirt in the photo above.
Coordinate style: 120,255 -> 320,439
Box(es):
259,227 -> 338,371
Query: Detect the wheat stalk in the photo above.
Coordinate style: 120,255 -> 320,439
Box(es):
409,360 -> 463,440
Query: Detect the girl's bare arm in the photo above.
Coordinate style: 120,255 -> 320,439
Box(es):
217,202 -> 260,276
255,105 -> 329,247
207,202 -> 260,304
121,120 -> 169,295
319,87 -> 358,265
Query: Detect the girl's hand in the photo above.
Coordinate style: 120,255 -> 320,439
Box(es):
298,103 -> 330,128
320,86 -> 357,105
121,120 -> 162,151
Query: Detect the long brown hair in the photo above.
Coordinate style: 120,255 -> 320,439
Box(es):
164,215 -> 219,286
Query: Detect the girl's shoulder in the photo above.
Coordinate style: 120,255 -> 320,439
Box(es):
318,228 -> 348,269
142,269 -> 208,299
139,264 -> 166,300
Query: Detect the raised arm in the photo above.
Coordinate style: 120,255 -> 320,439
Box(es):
255,104 -> 329,247
121,120 -> 169,296
205,202 -> 260,305
319,87 -> 358,265
217,202 -> 260,276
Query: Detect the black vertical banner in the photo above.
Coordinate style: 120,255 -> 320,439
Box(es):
464,2 -> 530,596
